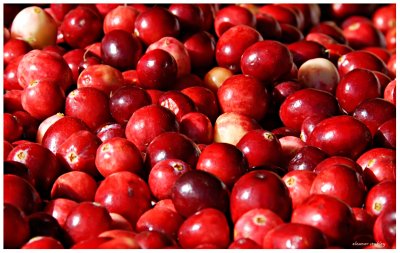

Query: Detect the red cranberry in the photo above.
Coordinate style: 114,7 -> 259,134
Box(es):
280,23 -> 304,43
50,4 -> 76,22
372,5 -> 396,34
122,69 -> 140,86
169,4 -> 204,33
305,32 -> 338,47
63,49 -> 93,82
259,4 -> 301,29
181,86 -> 219,122
158,90 -> 196,121
171,170 -> 229,217
135,230 -> 174,249
337,51 -> 388,77
3,38 -> 32,66
324,43 -> 353,63
4,56 -> 24,91
229,238 -> 261,249
101,30 -> 142,71
385,28 -> 396,51
352,207 -> 375,236
125,104 -> 179,152
310,22 -> 346,43
136,206 -> 184,239
291,194 -> 356,247
180,112 -> 213,144
183,31 -> 216,71
279,88 -> 339,132
178,208 -> 230,248
95,137 -> 143,178
4,113 -> 23,142
96,123 -> 125,142
134,7 -> 180,46
218,74 -> 270,121
109,86 -> 151,125
364,47 -> 391,64
95,171 -> 151,226
353,98 -> 395,136
357,148 -> 395,187
308,115 -> 372,160
373,208 -> 396,248
283,170 -> 316,209
272,80 -> 303,106
343,21 -> 386,49
103,6 -> 139,33
231,170 -> 292,222
241,40 -> 293,85
4,90 -> 24,113
234,208 -> 283,246
43,198 -> 78,227
314,155 -> 363,175
216,25 -> 262,73
136,49 -> 178,90
64,202 -> 113,244
27,212 -> 64,240
60,6 -> 103,49
77,64 -> 125,96
288,41 -> 327,67
214,5 -> 256,37
374,118 -> 396,149
263,223 -> 329,249
4,203 -> 30,249
387,53 -> 396,79
22,236 -> 64,249
287,145 -> 328,172
51,171 -> 97,202
330,4 -> 377,20
364,180 -> 395,217
341,15 -> 373,29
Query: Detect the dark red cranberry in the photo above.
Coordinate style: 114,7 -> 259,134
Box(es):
183,31 -> 216,71
169,4 -> 204,33
374,118 -> 396,149
337,51 -> 388,77
255,13 -> 282,40
364,180 -> 395,217
180,112 -> 213,144
4,203 -> 30,249
214,5 -> 256,37
158,90 -> 196,121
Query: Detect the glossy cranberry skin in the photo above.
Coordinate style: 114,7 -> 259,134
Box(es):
374,118 -> 396,149
95,171 -> 151,227
181,86 -> 219,122
309,22 -> 346,43
287,146 -> 328,172
134,7 -> 180,46
63,49 -> 87,82
364,47 -> 391,64
65,87 -> 112,131
125,104 -> 179,152
255,13 -> 282,40
183,31 -> 216,71
337,51 -> 388,77
241,40 -> 293,85
158,90 -> 196,121
279,88 -> 339,132
42,116 -> 89,154
96,123 -> 125,142
373,208 -> 396,248
373,4 -> 396,32
169,4 -> 204,33
101,30 -> 142,71
385,28 -> 396,51
137,207 -> 184,239
218,74 -> 270,121
17,50 -> 73,92
51,171 -> 97,202
4,174 -> 41,215
229,238 -> 261,249
4,113 -> 23,142
263,223 -> 329,249
103,5 -> 139,33
96,137 -> 143,178
180,112 -> 213,144
64,202 -> 112,244
178,208 -> 230,249
4,56 -> 24,91
135,230 -> 175,249
7,142 -> 63,195
364,180 -> 395,217
231,170 -> 292,222
309,115 -> 372,160
283,170 -> 316,210
324,43 -> 353,64
56,130 -> 101,177
310,164 -> 366,207
288,41 -> 327,67
171,170 -> 229,218
216,25 -> 262,73
357,148 -> 396,187
330,4 -> 377,20
236,129 -> 283,168
22,236 -> 64,249
43,198 -> 78,228
27,212 -> 64,240
314,156 -> 363,175
343,21 -> 386,49
4,203 -> 30,249
77,64 -> 125,96
60,6 -> 103,49
136,49 -> 177,90
387,53 -> 396,78
292,194 -> 356,246
214,5 -> 256,37
3,38 -> 32,66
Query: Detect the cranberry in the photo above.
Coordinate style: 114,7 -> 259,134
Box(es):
22,236 -> 64,249
27,212 -> 64,240
373,207 -> 396,248
279,88 -> 339,132
64,202 -> 113,244
259,4 -> 301,29
283,170 -> 316,209
364,180 -> 395,217
181,86 -> 219,122
330,4 -> 377,20
343,21 -> 386,49
241,40 -> 293,85
125,104 -> 179,152
255,13 -> 282,40
314,155 -> 363,176
308,115 -> 372,159
178,208 -> 230,248
280,24 -> 304,43
134,7 -> 180,46
203,66 -> 233,94
4,90 -> 24,113
171,170 -> 229,217
183,31 -> 216,71
4,56 -> 24,91
387,53 -> 396,79
337,51 -> 388,77
263,223 -> 329,249
43,198 -> 78,227
357,148 -> 396,187
291,194 -> 356,247
4,203 -> 30,249
101,30 -> 142,71
287,145 -> 328,172
310,22 -> 346,43
229,238 -> 261,249
374,118 -> 396,149
288,41 -> 327,67
103,6 -> 139,33
363,47 -> 391,64
50,171 -> 97,202
95,171 -> 151,226
96,137 -> 143,178
136,49 -> 178,90
385,28 -> 396,51
169,4 -> 204,33
216,25 -> 262,73
96,122 -> 126,142
4,113 -> 23,142
214,5 -> 256,37
324,43 -> 353,63
56,130 -> 101,177
305,32 -> 338,47
272,80 -> 303,106
3,38 -> 32,66
135,230 -> 174,249
158,90 -> 196,121
372,5 -> 396,34
109,86 -> 151,125
4,160 -> 33,185
60,6 -> 103,49
50,4 -> 77,22
179,112 -> 213,144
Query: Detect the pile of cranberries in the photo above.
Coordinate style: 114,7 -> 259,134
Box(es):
3,3 -> 396,249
